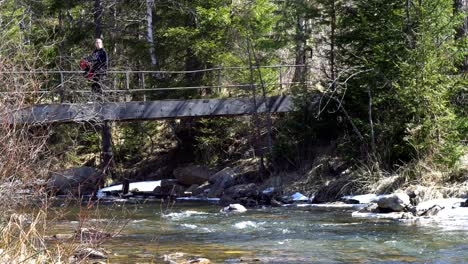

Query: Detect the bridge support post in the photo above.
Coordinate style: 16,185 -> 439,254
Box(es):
101,121 -> 113,180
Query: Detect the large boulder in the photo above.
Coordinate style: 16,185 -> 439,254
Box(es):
224,183 -> 259,200
377,193 -> 411,212
48,167 -> 101,195
220,183 -> 259,207
207,167 -> 238,198
153,179 -> 186,197
173,165 -> 216,186
357,203 -> 380,213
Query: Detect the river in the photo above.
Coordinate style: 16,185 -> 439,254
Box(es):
51,200 -> 468,263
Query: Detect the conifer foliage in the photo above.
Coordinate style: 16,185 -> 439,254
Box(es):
0,0 -> 466,171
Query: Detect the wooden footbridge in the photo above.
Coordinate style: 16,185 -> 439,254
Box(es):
3,65 -> 306,124
2,65 -> 310,177
13,96 -> 291,124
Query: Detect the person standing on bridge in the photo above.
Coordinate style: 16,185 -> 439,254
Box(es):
84,38 -> 108,98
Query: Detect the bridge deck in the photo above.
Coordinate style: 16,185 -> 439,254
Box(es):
11,95 -> 292,124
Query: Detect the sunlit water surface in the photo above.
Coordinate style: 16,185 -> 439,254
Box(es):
50,200 -> 468,263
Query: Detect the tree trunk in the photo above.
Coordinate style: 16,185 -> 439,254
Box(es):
58,11 -> 64,67
247,40 -> 266,175
146,0 -> 158,66
368,86 -> 375,154
329,0 -> 336,89
454,0 -> 467,72
112,0 -> 118,55
19,4 -> 31,45
405,0 -> 416,49
292,16 -> 306,84
94,0 -> 102,38
184,16 -> 203,86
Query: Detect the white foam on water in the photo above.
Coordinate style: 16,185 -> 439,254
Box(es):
233,221 -> 265,229
131,219 -> 149,223
162,210 -> 209,220
320,223 -> 361,227
180,224 -> 198,229
201,227 -> 213,233
277,239 -> 291,245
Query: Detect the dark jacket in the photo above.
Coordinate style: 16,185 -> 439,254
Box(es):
89,48 -> 108,75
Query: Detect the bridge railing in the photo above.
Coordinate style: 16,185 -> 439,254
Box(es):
0,65 -> 313,104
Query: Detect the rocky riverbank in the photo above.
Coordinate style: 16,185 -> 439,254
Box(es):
48,162 -> 468,213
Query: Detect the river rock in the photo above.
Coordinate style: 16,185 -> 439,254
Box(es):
207,167 -> 238,197
221,203 -> 247,213
173,165 -> 216,185
49,233 -> 74,240
187,258 -> 212,264
377,193 -> 411,212
224,183 -> 259,199
258,187 -> 280,205
405,185 -> 445,206
239,197 -> 258,207
219,195 -> 235,206
270,197 -> 283,207
48,166 -> 101,195
153,179 -> 186,197
163,252 -> 186,263
75,228 -> 112,242
73,247 -> 107,259
191,182 -> 211,196
415,198 -> 466,213
357,203 -> 380,213
163,253 -> 212,264
220,183 -> 260,207
461,199 -> 468,207
278,196 -> 294,204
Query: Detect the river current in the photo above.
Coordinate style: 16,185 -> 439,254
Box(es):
51,200 -> 468,263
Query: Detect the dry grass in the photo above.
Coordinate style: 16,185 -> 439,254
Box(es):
0,44 -> 122,263
0,210 -> 71,264
278,144 -> 467,202
363,158 -> 468,200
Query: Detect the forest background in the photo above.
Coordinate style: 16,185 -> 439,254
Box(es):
1,0 -> 467,199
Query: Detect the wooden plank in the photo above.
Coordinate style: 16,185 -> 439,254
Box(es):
11,96 -> 293,124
